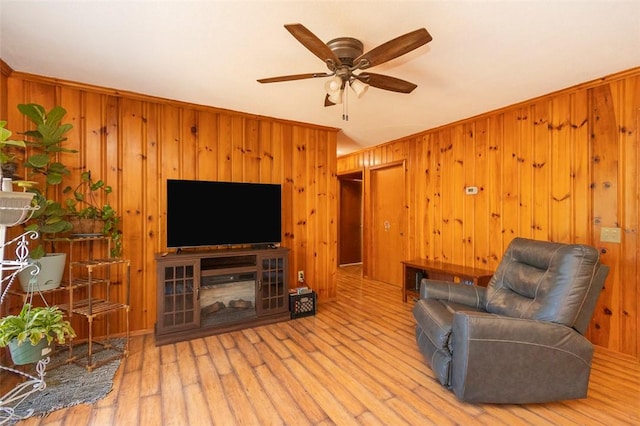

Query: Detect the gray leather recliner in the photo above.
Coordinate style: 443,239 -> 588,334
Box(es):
412,237 -> 609,404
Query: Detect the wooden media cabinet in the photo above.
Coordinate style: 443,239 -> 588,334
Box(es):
155,247 -> 289,345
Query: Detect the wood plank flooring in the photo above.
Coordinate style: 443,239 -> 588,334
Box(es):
11,265 -> 640,425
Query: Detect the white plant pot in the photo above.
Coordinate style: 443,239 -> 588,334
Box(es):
18,253 -> 67,292
0,191 -> 35,226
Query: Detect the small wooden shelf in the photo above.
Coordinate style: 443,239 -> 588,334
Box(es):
402,258 -> 494,302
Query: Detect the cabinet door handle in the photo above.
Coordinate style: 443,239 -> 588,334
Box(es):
196,287 -> 200,300
258,280 -> 262,291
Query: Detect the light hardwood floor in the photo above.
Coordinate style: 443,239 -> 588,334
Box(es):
13,265 -> 640,425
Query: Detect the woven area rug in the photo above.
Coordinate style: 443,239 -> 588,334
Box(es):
3,339 -> 124,425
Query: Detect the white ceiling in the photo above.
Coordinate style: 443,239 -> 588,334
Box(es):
1,1 -> 639,155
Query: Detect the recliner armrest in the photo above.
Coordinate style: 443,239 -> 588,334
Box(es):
450,311 -> 595,403
420,279 -> 486,309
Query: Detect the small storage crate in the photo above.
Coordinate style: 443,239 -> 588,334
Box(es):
290,291 -> 316,319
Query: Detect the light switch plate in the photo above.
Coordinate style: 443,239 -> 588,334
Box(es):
600,227 -> 622,243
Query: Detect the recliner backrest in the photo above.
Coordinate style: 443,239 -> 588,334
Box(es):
484,237 -> 601,330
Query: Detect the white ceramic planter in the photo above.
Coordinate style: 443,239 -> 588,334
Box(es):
0,191 -> 35,226
18,253 -> 67,292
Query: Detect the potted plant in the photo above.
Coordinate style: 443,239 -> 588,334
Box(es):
13,103 -> 77,291
0,120 -> 26,180
0,120 -> 35,225
0,303 -> 76,365
64,170 -> 122,257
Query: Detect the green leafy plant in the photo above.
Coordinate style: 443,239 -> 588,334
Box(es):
18,103 -> 77,258
0,303 -> 76,347
0,120 -> 27,178
64,170 -> 122,257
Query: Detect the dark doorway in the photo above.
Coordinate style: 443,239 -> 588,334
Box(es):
338,172 -> 363,266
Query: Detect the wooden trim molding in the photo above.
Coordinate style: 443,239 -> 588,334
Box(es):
0,59 -> 13,77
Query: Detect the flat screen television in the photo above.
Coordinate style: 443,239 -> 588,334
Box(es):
166,179 -> 282,249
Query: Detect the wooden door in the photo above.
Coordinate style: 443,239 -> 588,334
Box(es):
338,175 -> 362,265
369,163 -> 406,287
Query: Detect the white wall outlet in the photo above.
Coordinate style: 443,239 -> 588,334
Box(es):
600,227 -> 622,243
298,270 -> 305,282
465,186 -> 479,195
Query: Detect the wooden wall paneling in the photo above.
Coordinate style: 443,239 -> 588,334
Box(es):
571,89 -> 591,245
430,132 -> 443,261
451,124 -> 466,266
322,129 -> 335,299
462,122 -> 477,267
58,87 -> 82,176
473,119 -> 491,268
104,95 -> 120,189
279,124 -> 294,282
312,130 -> 329,300
487,114 -> 503,268
305,129 -> 318,293
143,102 -> 160,328
244,118 -> 260,182
196,110 -> 219,181
120,98 -> 146,333
590,83 -> 620,351
82,92 -> 106,176
531,102 -> 551,241
420,134 -> 433,259
290,126 -> 306,287
634,105 -> 640,359
549,93 -> 573,243
181,108 -> 199,179
257,120 -> 275,184
0,60 -> 10,120
440,128 -> 454,262
161,104 -> 182,179
326,131 -> 338,300
517,106 -> 534,240
405,137 -> 418,259
361,161 -> 371,277
500,110 -> 519,255
617,77 -> 639,358
27,81 -> 56,114
230,115 -> 245,181
217,114 -> 233,181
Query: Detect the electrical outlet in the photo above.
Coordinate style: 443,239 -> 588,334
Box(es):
600,227 -> 622,243
298,270 -> 305,282
465,186 -> 478,195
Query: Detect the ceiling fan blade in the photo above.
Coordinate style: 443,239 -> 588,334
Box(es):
358,72 -> 418,93
257,72 -> 333,83
354,28 -> 432,70
284,23 -> 342,68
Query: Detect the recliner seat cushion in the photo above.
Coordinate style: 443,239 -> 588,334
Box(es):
413,298 -> 485,386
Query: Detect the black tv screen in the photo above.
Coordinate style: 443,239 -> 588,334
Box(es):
166,179 -> 282,248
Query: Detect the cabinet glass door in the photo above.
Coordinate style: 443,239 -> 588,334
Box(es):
161,263 -> 198,331
259,256 -> 287,314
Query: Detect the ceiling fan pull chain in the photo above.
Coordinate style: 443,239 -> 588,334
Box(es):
343,86 -> 348,121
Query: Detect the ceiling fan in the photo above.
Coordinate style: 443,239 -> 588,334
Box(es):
257,24 -> 432,115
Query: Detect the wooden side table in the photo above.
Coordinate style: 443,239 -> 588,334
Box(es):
402,258 -> 494,302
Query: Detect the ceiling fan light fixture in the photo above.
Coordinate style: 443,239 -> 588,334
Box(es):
324,76 -> 343,94
327,89 -> 343,105
350,79 -> 369,98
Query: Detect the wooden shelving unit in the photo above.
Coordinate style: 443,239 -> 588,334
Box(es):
51,237 -> 131,372
402,258 -> 494,302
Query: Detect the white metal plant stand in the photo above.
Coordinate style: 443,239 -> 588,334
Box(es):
0,191 -> 45,425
